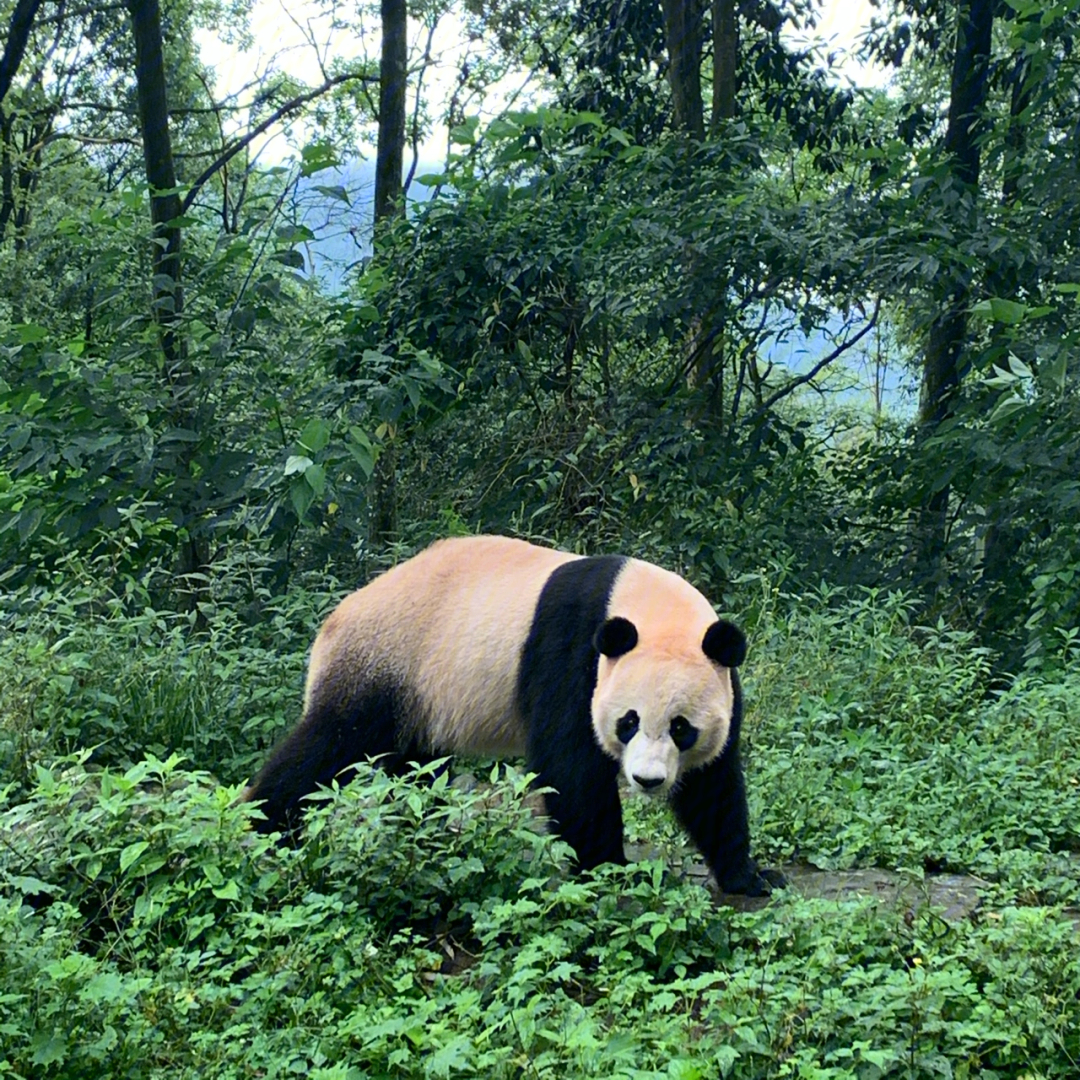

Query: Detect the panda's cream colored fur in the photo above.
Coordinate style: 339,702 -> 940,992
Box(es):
305,536 -> 578,757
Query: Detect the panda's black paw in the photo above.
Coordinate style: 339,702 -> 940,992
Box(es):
717,863 -> 787,897
758,865 -> 788,893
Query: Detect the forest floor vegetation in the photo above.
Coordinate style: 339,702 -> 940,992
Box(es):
1,581 -> 1078,1078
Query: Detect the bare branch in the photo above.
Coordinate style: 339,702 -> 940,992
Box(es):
750,297 -> 882,419
181,70 -> 375,213
405,14 -> 441,196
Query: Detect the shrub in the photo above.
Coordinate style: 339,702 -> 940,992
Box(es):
3,752 -> 1079,1079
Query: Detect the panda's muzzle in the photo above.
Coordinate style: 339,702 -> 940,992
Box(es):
632,774 -> 666,792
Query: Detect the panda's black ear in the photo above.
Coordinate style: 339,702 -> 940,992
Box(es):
702,620 -> 747,668
594,617 -> 639,658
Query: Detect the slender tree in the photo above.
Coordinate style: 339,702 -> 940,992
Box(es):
375,0 -> 407,222
127,0 -> 185,376
660,0 -> 705,138
369,0 -> 408,551
916,0 -> 993,572
0,0 -> 49,259
0,0 -> 43,107
126,0 -> 211,592
713,0 -> 739,125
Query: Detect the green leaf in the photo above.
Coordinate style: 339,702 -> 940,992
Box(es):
273,249 -> 306,270
988,394 -> 1026,425
347,427 -> 376,478
1006,354 -> 1033,380
973,297 -> 1027,324
119,840 -> 150,873
486,117 -> 521,139
284,454 -> 313,477
80,972 -> 124,1005
300,140 -> 340,176
1038,349 -> 1068,392
304,462 -> 326,496
449,118 -> 478,146
230,307 -> 257,333
212,880 -> 240,901
31,1033 -> 67,1066
16,507 -> 44,543
313,184 -> 351,205
161,214 -> 202,229
290,476 -> 315,520
299,418 -> 331,455
15,322 -> 48,344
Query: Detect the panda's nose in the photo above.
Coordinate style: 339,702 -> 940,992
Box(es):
633,775 -> 665,791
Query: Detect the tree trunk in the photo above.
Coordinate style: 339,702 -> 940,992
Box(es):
0,0 -> 43,107
369,0 -> 408,553
374,0 -> 407,222
712,0 -> 738,126
128,0 -> 185,378
0,0 -> 47,253
697,0 -> 739,389
915,0 -> 993,577
660,0 -> 705,140
127,0 -> 206,595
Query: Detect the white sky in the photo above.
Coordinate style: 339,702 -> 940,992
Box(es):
196,0 -> 886,165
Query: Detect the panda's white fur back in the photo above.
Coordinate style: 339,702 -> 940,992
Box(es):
306,536 -> 579,757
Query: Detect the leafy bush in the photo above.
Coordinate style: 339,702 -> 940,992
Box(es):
741,584 -> 1080,905
3,569 -> 1079,1077
2,754 -> 1079,1079
0,562 -> 324,792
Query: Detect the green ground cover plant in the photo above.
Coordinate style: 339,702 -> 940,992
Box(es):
1,582 -> 1078,1078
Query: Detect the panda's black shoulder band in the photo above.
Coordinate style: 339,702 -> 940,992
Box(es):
702,620 -> 747,668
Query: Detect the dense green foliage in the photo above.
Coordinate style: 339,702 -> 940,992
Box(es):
2,0 -> 1080,668
2,589 -> 1079,1078
2,0 -> 1080,1075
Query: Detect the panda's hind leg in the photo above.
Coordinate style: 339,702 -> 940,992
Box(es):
245,678 -> 404,833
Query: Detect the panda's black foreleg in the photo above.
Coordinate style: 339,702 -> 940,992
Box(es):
670,743 -> 779,896
526,739 -> 625,872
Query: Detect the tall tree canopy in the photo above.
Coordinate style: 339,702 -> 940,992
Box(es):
1,0 -> 1078,667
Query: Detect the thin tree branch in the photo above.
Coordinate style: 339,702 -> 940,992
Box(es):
405,15 -> 440,196
180,70 -> 374,213
750,297 -> 882,419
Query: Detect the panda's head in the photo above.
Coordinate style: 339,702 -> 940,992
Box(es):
590,615 -> 745,796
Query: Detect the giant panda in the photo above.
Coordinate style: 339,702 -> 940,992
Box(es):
244,535 -> 780,895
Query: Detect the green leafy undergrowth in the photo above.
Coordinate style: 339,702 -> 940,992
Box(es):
0,579 -> 323,793
2,754 -> 1079,1079
741,586 -> 1080,906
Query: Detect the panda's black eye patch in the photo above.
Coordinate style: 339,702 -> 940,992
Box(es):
669,716 -> 698,751
615,711 -> 640,744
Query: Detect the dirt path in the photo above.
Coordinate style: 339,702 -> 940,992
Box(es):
695,860 -> 1080,932
705,863 -> 985,921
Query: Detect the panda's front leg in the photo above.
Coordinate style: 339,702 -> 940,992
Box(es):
670,742 -> 781,896
527,734 -> 626,872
